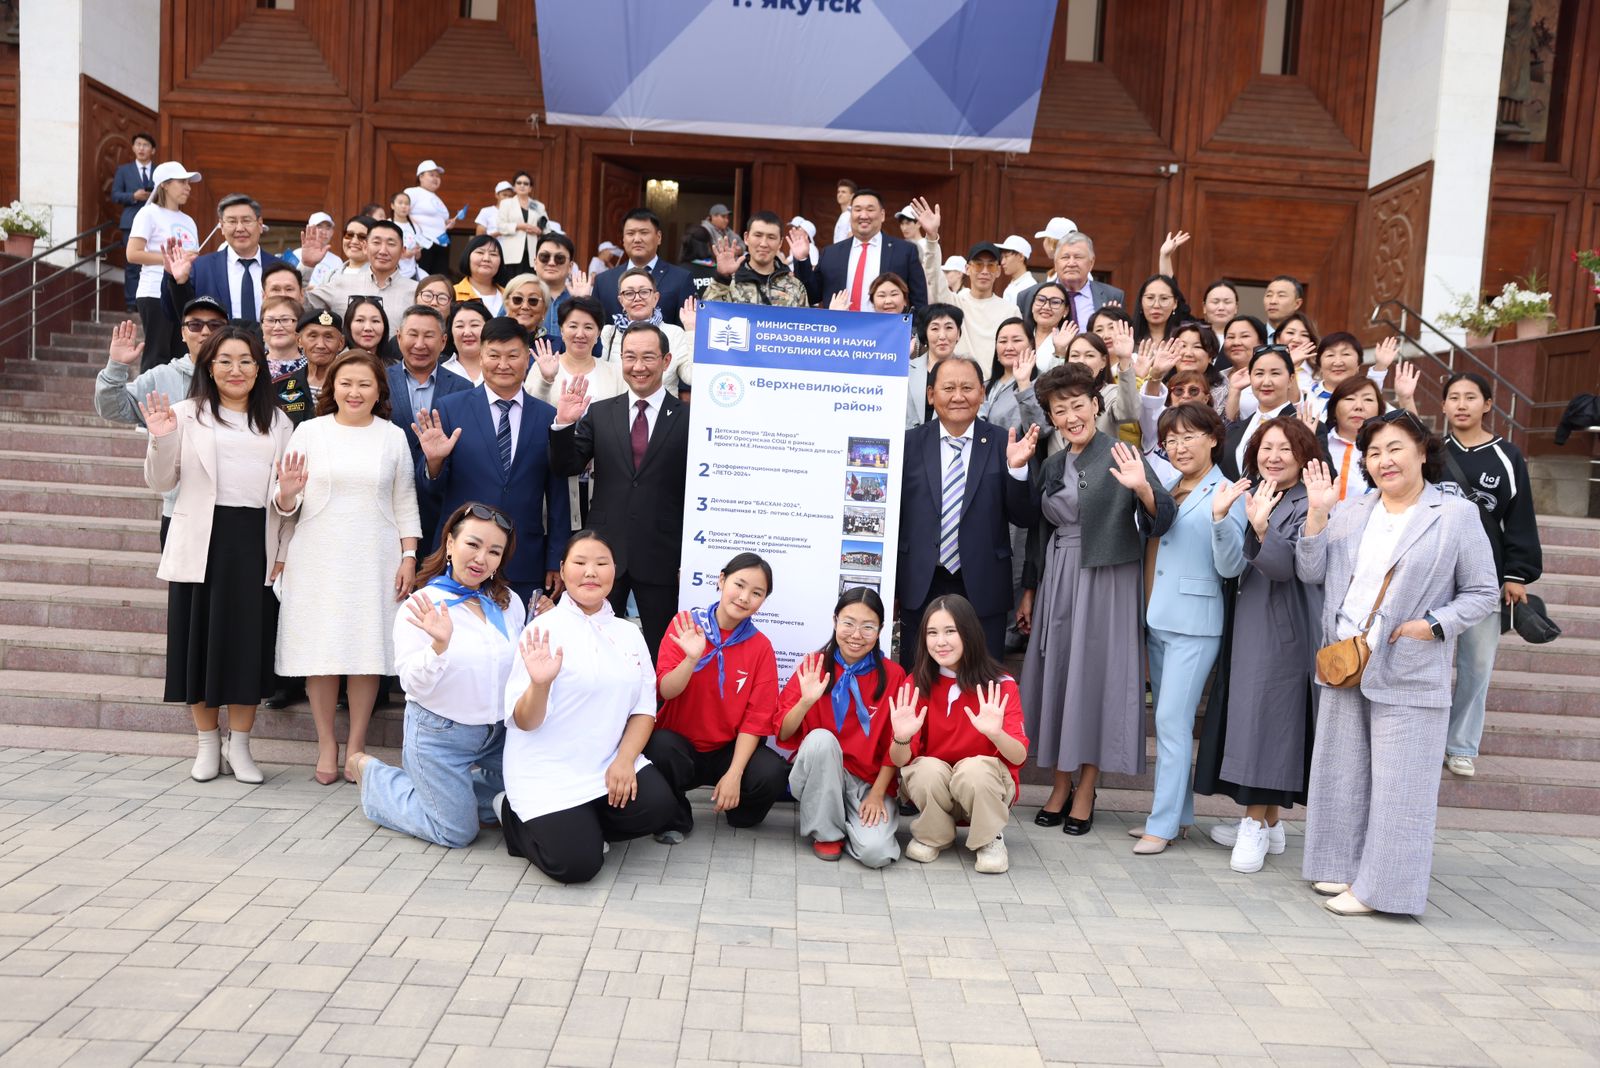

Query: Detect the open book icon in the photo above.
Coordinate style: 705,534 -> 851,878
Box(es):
706,316 -> 751,351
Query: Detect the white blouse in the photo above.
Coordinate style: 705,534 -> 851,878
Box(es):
212,407 -> 276,508
394,585 -> 528,726
501,594 -> 656,820
1336,502 -> 1415,639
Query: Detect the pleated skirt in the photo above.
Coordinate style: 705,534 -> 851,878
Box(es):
164,505 -> 277,707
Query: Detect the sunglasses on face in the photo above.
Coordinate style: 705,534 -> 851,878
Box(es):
536,252 -> 569,265
344,231 -> 367,242
183,319 -> 224,332
507,295 -> 541,307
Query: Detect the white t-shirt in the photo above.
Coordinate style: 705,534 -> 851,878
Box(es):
130,204 -> 199,300
406,185 -> 450,245
474,205 -> 499,233
501,595 -> 656,820
394,586 -> 527,726
211,406 -> 276,508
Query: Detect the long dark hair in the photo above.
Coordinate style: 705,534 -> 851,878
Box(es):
314,349 -> 392,419
343,295 -> 391,353
192,326 -> 277,434
1171,320 -> 1225,388
813,587 -> 888,702
986,316 -> 1030,387
1023,280 -> 1071,335
1131,273 -> 1191,342
416,501 -> 517,610
911,594 -> 1004,696
720,552 -> 773,595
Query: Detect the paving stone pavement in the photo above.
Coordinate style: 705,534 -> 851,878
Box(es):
0,747 -> 1596,1068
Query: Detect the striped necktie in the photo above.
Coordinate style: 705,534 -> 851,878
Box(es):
495,398 -> 514,474
938,435 -> 967,572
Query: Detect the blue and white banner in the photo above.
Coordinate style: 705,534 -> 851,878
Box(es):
534,0 -> 1059,152
680,302 -> 910,678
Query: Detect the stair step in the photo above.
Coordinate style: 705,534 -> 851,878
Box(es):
0,478 -> 162,520
1480,710 -> 1600,760
0,511 -> 160,552
0,389 -> 100,412
1538,516 -> 1600,550
1543,545 -> 1600,576
0,408 -> 134,428
0,624 -> 164,677
1532,572 -> 1600,608
0,449 -> 147,488
1484,670 -> 1600,717
0,422 -> 149,458
0,358 -> 104,378
0,581 -> 166,634
0,374 -> 97,397
0,669 -> 405,747
0,543 -> 163,590
1492,635 -> 1600,674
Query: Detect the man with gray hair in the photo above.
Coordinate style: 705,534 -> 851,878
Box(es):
1014,231 -> 1123,330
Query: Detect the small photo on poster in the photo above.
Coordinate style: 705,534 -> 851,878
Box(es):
845,471 -> 888,503
843,506 -> 886,537
847,437 -> 891,470
840,573 -> 881,595
840,539 -> 884,574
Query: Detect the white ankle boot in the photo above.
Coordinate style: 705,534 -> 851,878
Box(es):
192,729 -> 221,782
227,731 -> 263,784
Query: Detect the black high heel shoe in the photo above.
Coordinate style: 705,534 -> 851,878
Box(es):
1034,787 -> 1073,828
1062,791 -> 1097,836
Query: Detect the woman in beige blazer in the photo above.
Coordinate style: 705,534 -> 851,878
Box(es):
143,326 -> 295,786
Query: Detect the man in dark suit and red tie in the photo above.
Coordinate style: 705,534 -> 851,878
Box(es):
549,322 -> 690,660
111,132 -> 157,311
790,188 -> 929,312
897,355 -> 1040,665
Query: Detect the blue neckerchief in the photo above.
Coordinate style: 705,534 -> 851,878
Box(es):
831,650 -> 876,736
425,567 -> 509,639
690,600 -> 756,696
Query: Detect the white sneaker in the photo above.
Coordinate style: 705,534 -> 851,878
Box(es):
904,839 -> 942,863
1229,817 -> 1270,874
1445,756 -> 1476,778
974,836 -> 1009,874
491,792 -> 507,822
1211,818 -> 1285,854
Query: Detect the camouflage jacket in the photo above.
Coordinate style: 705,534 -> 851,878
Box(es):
701,259 -> 811,307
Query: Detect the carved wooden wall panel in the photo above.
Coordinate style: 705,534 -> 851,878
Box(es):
167,120 -> 350,231
0,44 -> 17,205
1353,162 -> 1432,345
77,78 -> 159,249
167,0 -> 355,104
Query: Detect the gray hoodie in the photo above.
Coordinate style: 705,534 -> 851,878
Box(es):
95,355 -> 195,516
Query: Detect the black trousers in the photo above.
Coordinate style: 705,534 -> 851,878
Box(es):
897,566 -> 1006,669
642,730 -> 790,836
123,259 -> 140,310
499,763 -> 677,884
136,296 -> 182,371
419,243 -> 451,278
607,572 -> 678,665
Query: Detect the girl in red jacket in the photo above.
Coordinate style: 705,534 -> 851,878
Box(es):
891,593 -> 1028,874
776,587 -> 908,867
644,552 -> 788,843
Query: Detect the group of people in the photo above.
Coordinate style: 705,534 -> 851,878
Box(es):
98,158 -> 1544,915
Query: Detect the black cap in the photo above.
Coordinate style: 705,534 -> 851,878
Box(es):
181,295 -> 226,318
1503,593 -> 1561,644
296,307 -> 343,332
966,241 -> 1004,261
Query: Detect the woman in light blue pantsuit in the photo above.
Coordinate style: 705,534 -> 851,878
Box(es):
1133,403 -> 1246,854
1295,412 -> 1497,916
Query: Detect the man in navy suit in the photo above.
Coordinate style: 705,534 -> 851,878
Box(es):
897,355 -> 1040,665
161,194 -> 282,323
386,306 -> 475,554
111,132 -> 157,310
412,317 -> 569,608
593,210 -> 696,327
791,188 -> 929,312
1015,232 -> 1124,330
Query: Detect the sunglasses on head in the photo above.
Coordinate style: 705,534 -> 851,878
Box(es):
1251,343 -> 1290,359
464,503 -> 513,532
1370,407 -> 1428,433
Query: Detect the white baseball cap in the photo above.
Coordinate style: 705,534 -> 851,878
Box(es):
940,255 -> 967,273
415,159 -> 445,176
597,241 -> 622,254
547,221 -> 564,234
494,180 -> 513,194
895,204 -> 918,222
150,161 -> 201,186
306,211 -> 333,227
999,235 -> 1032,258
788,215 -> 816,240
1034,216 -> 1077,241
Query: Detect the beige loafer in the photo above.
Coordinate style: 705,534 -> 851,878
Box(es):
1324,891 -> 1376,916
1132,836 -> 1169,856
1312,881 -> 1350,897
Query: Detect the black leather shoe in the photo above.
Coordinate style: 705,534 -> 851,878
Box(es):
898,798 -> 918,817
1034,788 -> 1073,827
263,688 -> 300,710
1062,791 -> 1097,836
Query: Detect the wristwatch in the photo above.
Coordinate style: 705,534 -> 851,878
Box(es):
1424,612 -> 1444,641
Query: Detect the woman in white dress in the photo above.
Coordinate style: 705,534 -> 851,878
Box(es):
273,349 -> 422,784
498,530 -> 678,884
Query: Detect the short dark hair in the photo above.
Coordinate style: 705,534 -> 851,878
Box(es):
1243,416 -> 1320,481
558,294 -> 606,328
850,187 -> 884,210
1314,330 -> 1361,373
1086,304 -> 1131,332
400,304 -> 446,332
1268,274 -> 1305,299
928,355 -> 983,390
1156,401 -> 1226,453
623,208 -> 662,231
1327,373 -> 1387,429
480,317 -> 529,347
132,131 -> 156,148
316,349 -> 392,419
1036,362 -> 1102,415
620,321 -> 669,357
345,214 -> 375,232
262,260 -> 301,290
869,272 -> 910,307
1203,279 -> 1238,302
836,178 -> 858,194
367,219 -> 404,242
1223,314 -> 1268,349
615,266 -> 656,291
535,230 -> 575,257
915,302 -> 964,346
562,528 -> 615,565
1443,371 -> 1494,402
746,210 -> 782,234
1171,320 -> 1224,387
216,193 -> 261,218
457,233 -> 502,279
1355,409 -> 1446,483
721,552 -> 773,594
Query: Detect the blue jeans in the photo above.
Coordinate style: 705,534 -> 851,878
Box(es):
361,702 -> 505,848
1146,628 -> 1221,841
1446,611 -> 1500,758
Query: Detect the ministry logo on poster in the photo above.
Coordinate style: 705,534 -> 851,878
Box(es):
708,372 -> 745,408
706,316 -> 751,351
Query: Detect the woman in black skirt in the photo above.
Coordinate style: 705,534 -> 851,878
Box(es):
142,326 -> 296,784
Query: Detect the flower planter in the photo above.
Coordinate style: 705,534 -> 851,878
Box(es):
1464,331 -> 1492,348
1514,316 -> 1551,339
2,234 -> 36,258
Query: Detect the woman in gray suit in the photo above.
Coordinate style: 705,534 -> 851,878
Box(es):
1296,411 -> 1498,916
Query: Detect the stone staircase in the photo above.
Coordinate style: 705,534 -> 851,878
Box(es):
2,317 -> 1599,814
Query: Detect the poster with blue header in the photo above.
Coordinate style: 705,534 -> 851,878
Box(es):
681,302 -> 911,678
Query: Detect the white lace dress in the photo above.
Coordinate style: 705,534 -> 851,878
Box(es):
275,416 -> 421,676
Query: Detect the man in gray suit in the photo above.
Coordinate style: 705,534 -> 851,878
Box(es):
1015,232 -> 1123,330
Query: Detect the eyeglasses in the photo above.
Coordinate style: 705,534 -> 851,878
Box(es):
536,252 -> 569,265
261,316 -> 296,327
213,358 -> 258,372
618,288 -> 655,301
464,503 -> 513,532
620,353 -> 664,366
418,291 -> 450,306
1162,432 -> 1209,451
1033,296 -> 1065,309
836,620 -> 880,638
182,319 -> 224,332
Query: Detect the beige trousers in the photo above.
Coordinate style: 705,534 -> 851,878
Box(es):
899,756 -> 1015,851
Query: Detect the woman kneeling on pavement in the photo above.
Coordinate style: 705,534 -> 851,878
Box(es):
777,587 -> 908,867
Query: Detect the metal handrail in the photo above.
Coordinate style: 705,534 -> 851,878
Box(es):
1369,299 -> 1539,426
0,221 -> 122,361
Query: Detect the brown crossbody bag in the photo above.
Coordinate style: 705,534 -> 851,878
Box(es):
1315,566 -> 1396,688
